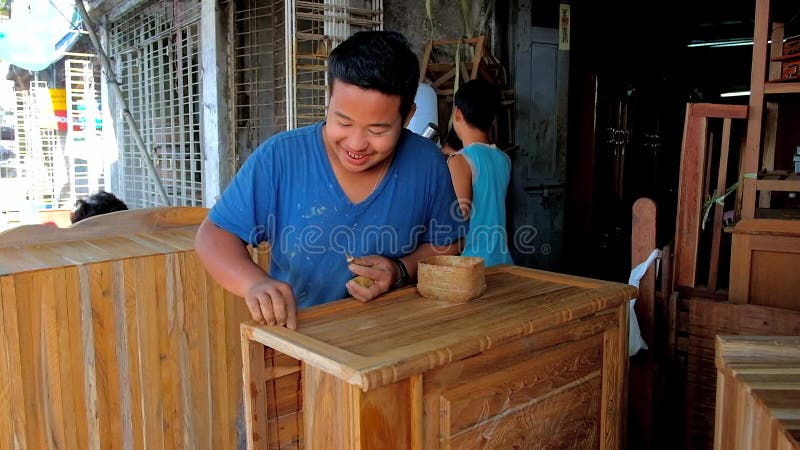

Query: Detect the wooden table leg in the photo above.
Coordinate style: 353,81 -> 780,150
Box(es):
242,326 -> 267,450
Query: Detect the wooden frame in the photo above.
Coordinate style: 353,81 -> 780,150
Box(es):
674,103 -> 747,290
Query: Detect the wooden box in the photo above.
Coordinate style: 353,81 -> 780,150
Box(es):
714,336 -> 800,450
241,265 -> 637,449
730,219 -> 800,310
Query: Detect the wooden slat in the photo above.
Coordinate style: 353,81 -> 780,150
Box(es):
741,0 -> 771,219
136,256 -> 165,450
600,303 -> 628,450
675,104 -> 707,288
689,103 -> 748,119
0,275 -> 27,449
88,262 -> 123,450
630,198 -> 657,449
708,118 -> 732,291
121,259 -> 146,450
41,267 -> 68,449
16,271 -> 44,449
242,330 -> 268,450
183,251 -> 212,449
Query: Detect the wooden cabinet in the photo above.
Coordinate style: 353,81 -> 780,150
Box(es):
714,336 -> 800,450
730,219 -> 800,309
241,265 -> 636,450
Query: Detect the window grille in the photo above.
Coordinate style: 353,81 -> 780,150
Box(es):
230,0 -> 382,168
65,59 -> 105,203
26,81 -> 68,208
109,0 -> 203,208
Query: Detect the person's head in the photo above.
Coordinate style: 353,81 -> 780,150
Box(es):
453,79 -> 500,134
328,31 -> 419,120
70,191 -> 129,223
324,31 -> 420,174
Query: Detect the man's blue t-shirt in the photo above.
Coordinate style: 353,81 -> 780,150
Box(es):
209,122 -> 464,309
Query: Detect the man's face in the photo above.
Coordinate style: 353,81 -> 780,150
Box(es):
323,80 -> 405,173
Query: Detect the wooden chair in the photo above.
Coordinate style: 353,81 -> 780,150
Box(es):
674,103 -> 748,292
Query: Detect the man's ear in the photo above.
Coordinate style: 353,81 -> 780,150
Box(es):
403,103 -> 417,127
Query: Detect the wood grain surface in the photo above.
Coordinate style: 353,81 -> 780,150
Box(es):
0,207 -> 252,450
714,336 -> 800,450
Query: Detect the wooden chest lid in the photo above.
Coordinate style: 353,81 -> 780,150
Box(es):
243,265 -> 637,390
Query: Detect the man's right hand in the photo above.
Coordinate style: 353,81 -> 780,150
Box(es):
195,218 -> 299,330
245,278 -> 297,329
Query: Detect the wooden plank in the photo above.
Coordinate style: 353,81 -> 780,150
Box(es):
759,101 -> 780,208
242,331 -> 268,450
303,365 -> 359,450
769,23 -> 785,81
0,277 -> 15,450
450,375 -> 602,449
675,104 -> 707,288
441,334 -> 602,434
88,262 -> 123,450
410,374 -> 423,450
630,198 -> 657,449
764,82 -> 800,94
0,275 -> 27,449
741,0 -> 771,219
155,254 -> 184,450
182,251 -> 212,449
600,303 -> 628,450
121,258 -> 146,450
689,103 -> 748,119
708,119 -> 732,291
360,379 -> 411,450
15,271 -> 45,449
418,41 -> 432,83
135,256 -> 164,450
207,264 -> 231,450
41,267 -> 68,450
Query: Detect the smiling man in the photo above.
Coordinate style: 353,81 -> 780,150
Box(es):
195,31 -> 464,329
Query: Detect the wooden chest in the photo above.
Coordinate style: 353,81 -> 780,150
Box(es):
714,336 -> 800,450
241,265 -> 636,449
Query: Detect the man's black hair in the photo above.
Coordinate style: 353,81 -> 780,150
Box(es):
71,191 -> 129,223
327,31 -> 420,119
454,79 -> 500,132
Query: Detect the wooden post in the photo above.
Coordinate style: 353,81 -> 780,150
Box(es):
630,198 -> 657,449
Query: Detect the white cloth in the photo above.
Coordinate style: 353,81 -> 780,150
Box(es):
406,83 -> 439,137
627,249 -> 661,356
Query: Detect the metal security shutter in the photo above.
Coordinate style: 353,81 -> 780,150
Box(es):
230,0 -> 382,168
109,1 -> 203,208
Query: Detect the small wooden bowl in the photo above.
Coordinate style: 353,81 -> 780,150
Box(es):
417,256 -> 486,303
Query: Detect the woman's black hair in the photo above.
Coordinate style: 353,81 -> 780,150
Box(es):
70,191 -> 129,223
327,31 -> 420,119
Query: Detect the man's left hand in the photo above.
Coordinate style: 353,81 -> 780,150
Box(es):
345,255 -> 399,302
